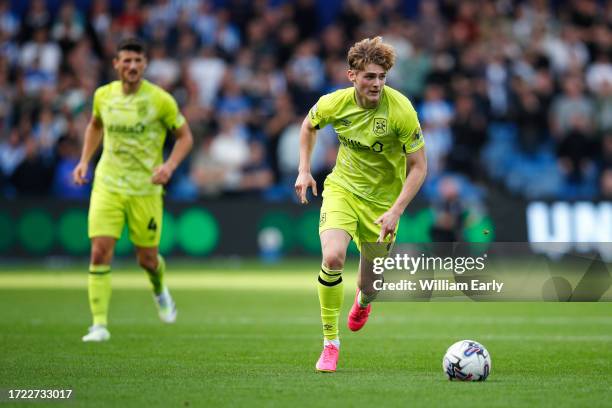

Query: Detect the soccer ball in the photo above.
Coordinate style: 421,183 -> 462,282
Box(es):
443,339 -> 491,381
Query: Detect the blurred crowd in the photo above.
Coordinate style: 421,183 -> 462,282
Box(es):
0,0 -> 611,202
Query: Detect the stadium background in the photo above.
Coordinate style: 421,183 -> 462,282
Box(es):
1,0 -> 610,259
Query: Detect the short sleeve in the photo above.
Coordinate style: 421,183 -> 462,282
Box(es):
395,97 -> 424,154
92,88 -> 102,120
160,92 -> 186,131
308,93 -> 333,129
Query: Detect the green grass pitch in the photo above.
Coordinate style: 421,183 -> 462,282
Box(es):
0,260 -> 611,407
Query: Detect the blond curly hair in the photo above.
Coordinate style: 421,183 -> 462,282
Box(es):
347,36 -> 396,71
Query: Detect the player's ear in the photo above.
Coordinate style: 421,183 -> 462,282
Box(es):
347,69 -> 356,83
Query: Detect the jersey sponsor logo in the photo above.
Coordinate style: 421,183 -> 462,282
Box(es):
107,122 -> 146,134
338,134 -> 385,153
371,141 -> 383,152
373,118 -> 387,136
338,134 -> 369,151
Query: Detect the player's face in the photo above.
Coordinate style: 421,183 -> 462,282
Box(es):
348,63 -> 387,108
114,50 -> 147,85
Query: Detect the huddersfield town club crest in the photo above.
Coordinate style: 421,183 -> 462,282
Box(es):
373,118 -> 387,136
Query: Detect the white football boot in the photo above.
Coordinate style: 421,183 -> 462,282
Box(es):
82,325 -> 111,342
155,286 -> 177,324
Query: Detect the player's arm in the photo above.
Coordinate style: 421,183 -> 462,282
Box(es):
294,115 -> 318,204
152,122 -> 194,185
72,115 -> 104,185
375,147 -> 427,241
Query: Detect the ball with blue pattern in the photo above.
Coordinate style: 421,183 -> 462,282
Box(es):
443,340 -> 491,381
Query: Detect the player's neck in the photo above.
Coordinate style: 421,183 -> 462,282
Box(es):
353,89 -> 380,109
121,79 -> 143,95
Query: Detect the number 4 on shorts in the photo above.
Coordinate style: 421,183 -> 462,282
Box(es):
147,217 -> 157,232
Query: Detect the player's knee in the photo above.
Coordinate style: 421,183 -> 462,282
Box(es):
322,251 -> 345,270
91,246 -> 112,265
137,252 -> 158,272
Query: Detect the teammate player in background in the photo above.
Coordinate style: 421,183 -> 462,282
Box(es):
295,37 -> 427,372
73,38 -> 193,342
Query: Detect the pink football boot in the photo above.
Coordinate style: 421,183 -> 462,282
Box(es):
315,343 -> 339,373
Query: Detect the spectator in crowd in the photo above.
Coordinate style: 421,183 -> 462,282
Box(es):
511,78 -> 549,153
448,93 -> 487,178
429,177 -> 466,242
550,75 -> 597,188
0,0 -> 18,38
51,1 -> 85,54
146,42 -> 180,89
0,126 -> 27,193
419,83 -> 453,177
11,126 -> 53,196
52,133 -> 90,199
19,27 -> 61,77
19,0 -> 51,42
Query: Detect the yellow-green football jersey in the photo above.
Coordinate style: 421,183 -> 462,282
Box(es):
308,86 -> 424,206
92,79 -> 185,195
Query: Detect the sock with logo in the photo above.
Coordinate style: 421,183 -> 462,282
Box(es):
318,264 -> 344,341
88,264 -> 112,326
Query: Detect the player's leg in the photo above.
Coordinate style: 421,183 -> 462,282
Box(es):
347,257 -> 375,332
319,228 -> 351,341
316,228 -> 351,372
135,245 -> 176,323
315,182 -> 358,372
357,241 -> 393,305
127,194 -> 176,323
136,245 -> 163,294
84,187 -> 125,342
83,237 -> 115,342
348,200 -> 396,331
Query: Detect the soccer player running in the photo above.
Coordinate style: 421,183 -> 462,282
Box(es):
73,38 -> 193,342
295,37 -> 427,372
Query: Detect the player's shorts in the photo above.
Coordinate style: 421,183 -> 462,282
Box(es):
88,185 -> 162,247
319,180 -> 397,256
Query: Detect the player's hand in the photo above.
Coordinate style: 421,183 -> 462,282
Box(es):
294,171 -> 317,204
152,162 -> 175,185
72,161 -> 89,185
375,209 -> 401,242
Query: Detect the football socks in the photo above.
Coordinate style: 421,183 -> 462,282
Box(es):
358,290 -> 376,307
318,264 -> 344,340
146,254 -> 166,296
88,264 -> 111,326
